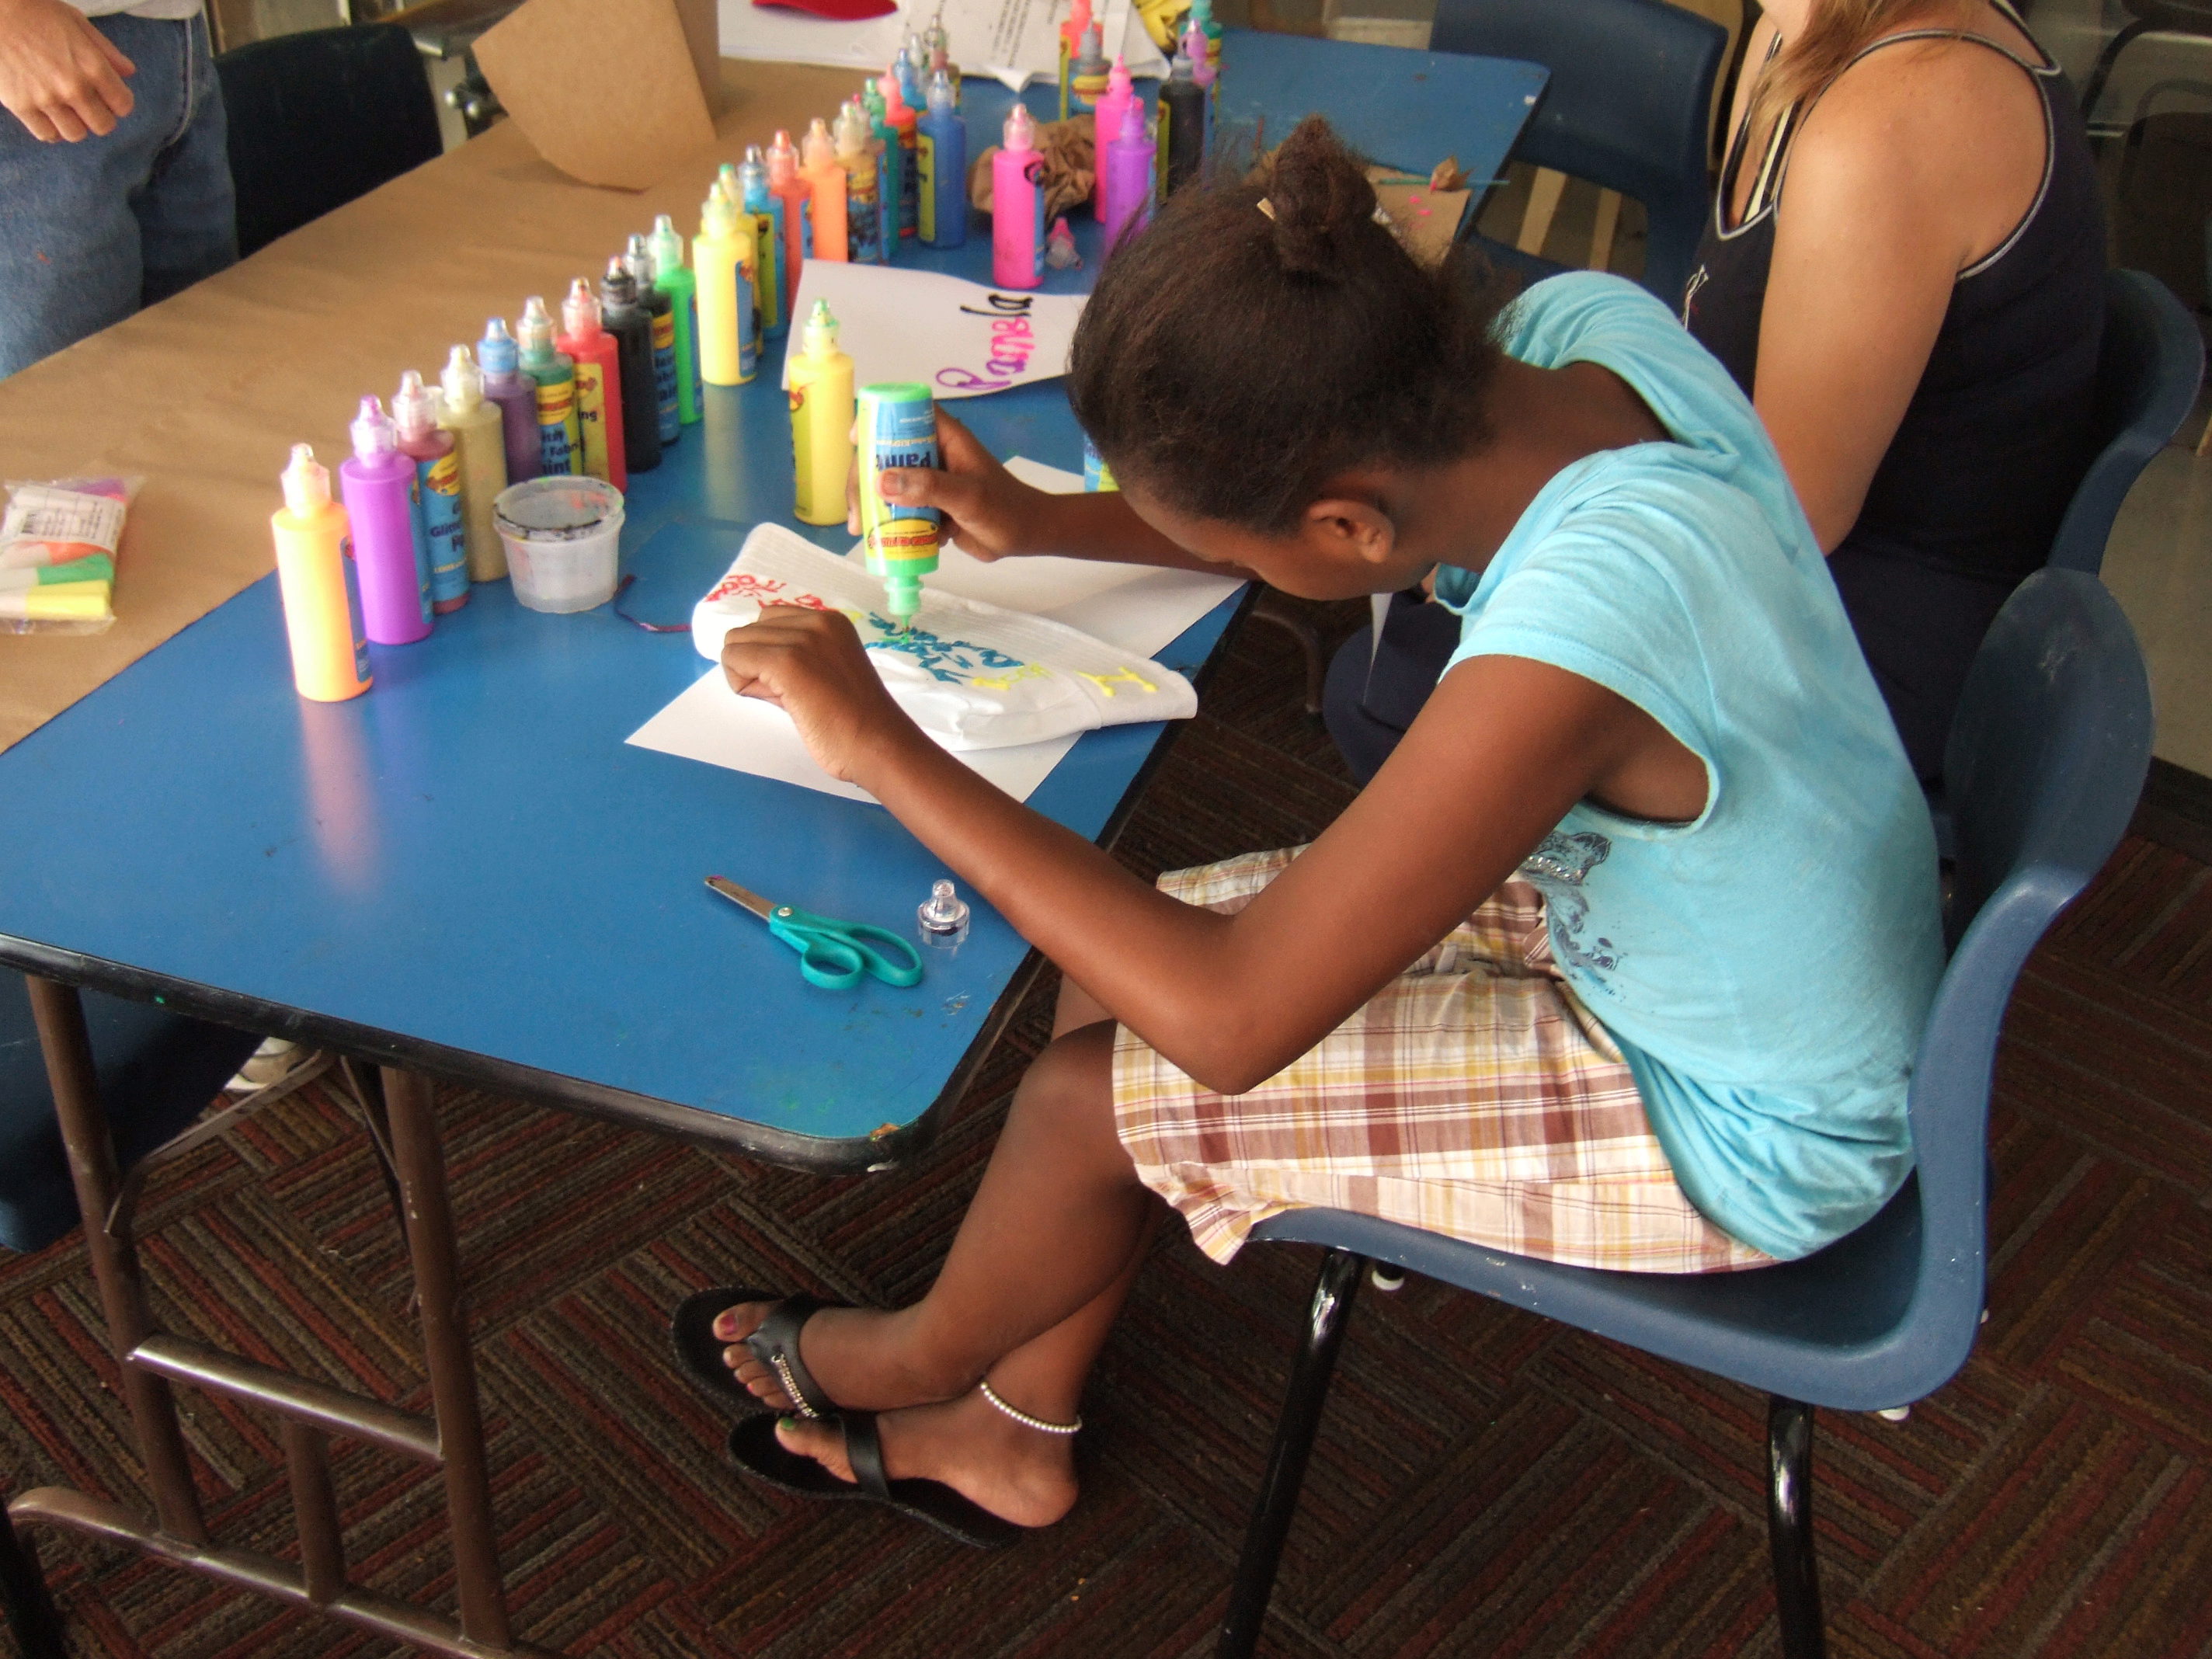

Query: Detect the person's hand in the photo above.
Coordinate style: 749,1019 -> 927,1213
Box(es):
0,0 -> 135,142
844,406 -> 1055,563
720,604 -> 919,783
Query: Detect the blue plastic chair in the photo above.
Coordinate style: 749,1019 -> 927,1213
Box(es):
2047,269 -> 2205,575
1430,0 -> 1727,304
1216,568 -> 2155,1659
1,974 -> 259,1254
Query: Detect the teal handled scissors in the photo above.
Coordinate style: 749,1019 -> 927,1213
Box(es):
705,875 -> 923,990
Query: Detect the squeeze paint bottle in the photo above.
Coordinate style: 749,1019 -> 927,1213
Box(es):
992,104 -> 1046,290
1184,17 -> 1218,108
339,396 -> 431,645
861,85 -> 902,264
738,148 -> 785,334
1093,56 -> 1134,214
878,68 -> 920,239
625,235 -> 682,447
1102,96 -> 1156,251
478,318 -> 541,486
694,183 -> 759,387
835,101 -> 885,266
923,16 -> 960,105
437,346 -> 510,582
1189,0 -> 1223,74
516,296 -> 580,478
649,214 -> 704,424
271,444 -> 370,702
800,117 -> 850,263
857,383 -> 941,629
918,70 -> 966,247
1058,0 -> 1091,120
556,278 -> 628,490
787,299 -> 855,527
1159,48 -> 1206,199
898,33 -> 926,112
393,369 -> 468,614
767,130 -> 810,294
1069,23 -> 1110,117
598,257 -> 663,475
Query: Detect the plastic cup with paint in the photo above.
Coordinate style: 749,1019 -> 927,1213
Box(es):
492,475 -> 625,614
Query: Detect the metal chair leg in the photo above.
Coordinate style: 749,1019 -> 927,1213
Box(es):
1249,594 -> 1328,715
0,1495 -> 66,1659
1216,1249 -> 1365,1659
1767,1396 -> 1827,1659
2078,19 -> 2148,121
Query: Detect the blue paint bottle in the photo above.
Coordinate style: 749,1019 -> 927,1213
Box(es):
918,69 -> 966,248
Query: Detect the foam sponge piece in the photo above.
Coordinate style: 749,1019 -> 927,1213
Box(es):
693,523 -> 1197,750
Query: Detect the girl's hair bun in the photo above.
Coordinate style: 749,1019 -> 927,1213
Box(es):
1265,116 -> 1381,280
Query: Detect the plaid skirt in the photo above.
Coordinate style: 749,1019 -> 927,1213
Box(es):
1111,848 -> 1771,1274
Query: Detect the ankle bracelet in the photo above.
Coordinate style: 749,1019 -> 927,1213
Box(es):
979,1379 -> 1081,1435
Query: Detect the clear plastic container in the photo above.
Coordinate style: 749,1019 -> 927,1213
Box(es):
492,475 -> 624,613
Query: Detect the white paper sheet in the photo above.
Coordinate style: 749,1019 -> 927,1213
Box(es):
785,263 -> 1087,399
624,457 -> 1242,803
718,0 -> 1165,88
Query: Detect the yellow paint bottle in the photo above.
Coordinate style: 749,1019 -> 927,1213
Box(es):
270,444 -> 371,702
788,299 -> 854,527
437,346 -> 510,582
695,183 -> 757,387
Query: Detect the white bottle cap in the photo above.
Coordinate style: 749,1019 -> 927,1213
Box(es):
280,443 -> 331,513
1005,103 -> 1036,151
391,368 -> 437,439
350,395 -> 397,461
441,344 -> 483,412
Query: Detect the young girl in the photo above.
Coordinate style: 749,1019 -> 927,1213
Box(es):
672,118 -> 1944,1547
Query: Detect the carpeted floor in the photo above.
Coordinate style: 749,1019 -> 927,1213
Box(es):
3,596 -> 2209,1658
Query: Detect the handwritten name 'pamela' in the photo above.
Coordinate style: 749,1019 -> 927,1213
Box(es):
937,293 -> 1042,393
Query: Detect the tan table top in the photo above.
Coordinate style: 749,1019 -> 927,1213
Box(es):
0,57 -> 860,756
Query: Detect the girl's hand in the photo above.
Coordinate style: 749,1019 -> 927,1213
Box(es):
720,606 -> 920,783
845,407 -> 1054,564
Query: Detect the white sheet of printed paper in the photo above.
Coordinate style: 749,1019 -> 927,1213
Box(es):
785,263 -> 1085,400
624,458 -> 1242,804
718,0 -> 1164,87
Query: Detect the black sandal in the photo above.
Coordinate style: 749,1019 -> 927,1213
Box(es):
670,1287 -> 849,1415
725,1413 -> 1020,1550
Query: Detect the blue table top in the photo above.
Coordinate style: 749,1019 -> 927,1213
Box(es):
0,57 -> 1538,1171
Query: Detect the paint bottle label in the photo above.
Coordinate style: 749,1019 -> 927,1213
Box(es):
419,451 -> 468,606
651,311 -> 680,443
791,383 -> 816,504
687,294 -> 706,407
916,133 -> 937,243
1031,158 -> 1049,281
736,254 -> 759,380
849,177 -> 883,264
751,211 -> 781,332
535,376 -> 577,475
572,360 -> 611,481
857,386 -> 941,561
899,129 -> 919,237
343,545 -> 371,683
801,197 -> 816,261
405,467 -> 434,619
764,200 -> 789,322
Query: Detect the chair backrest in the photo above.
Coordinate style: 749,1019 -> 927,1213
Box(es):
1901,569 -> 2151,1390
2047,269 -> 2203,574
215,23 -> 444,259
1429,0 -> 1726,303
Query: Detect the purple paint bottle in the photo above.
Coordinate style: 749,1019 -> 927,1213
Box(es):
478,318 -> 541,485
339,395 -> 433,645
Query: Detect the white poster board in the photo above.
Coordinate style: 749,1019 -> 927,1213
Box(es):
785,263 -> 1087,399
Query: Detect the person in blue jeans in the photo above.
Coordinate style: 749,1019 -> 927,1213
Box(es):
0,0 -> 235,381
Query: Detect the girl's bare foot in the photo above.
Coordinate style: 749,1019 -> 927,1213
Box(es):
714,1300 -> 966,1414
773,1389 -> 1079,1529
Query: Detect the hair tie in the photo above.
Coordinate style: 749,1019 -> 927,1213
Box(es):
1256,197 -> 1276,221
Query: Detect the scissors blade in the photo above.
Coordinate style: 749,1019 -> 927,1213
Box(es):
704,875 -> 776,922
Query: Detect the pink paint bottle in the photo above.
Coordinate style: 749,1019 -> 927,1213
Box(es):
992,104 -> 1045,290
1102,95 -> 1156,252
339,395 -> 432,645
1093,56 -> 1133,215
767,130 -> 811,296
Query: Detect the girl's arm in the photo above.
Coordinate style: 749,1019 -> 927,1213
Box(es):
724,610 -> 1689,1094
1753,37 -> 2046,551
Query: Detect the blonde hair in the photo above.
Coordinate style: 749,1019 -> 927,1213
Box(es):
1747,1 -> 1967,140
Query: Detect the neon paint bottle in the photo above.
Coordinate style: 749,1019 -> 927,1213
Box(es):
739,149 -> 785,335
1159,48 -> 1205,199
339,396 -> 431,645
878,69 -> 920,239
1102,95 -> 1156,251
918,70 -> 966,248
1069,23 -> 1110,117
271,443 -> 370,701
857,383 -> 940,629
478,318 -> 541,486
1184,18 -> 1218,112
556,278 -> 628,491
437,346 -> 510,583
992,104 -> 1046,290
767,130 -> 810,297
898,33 -> 926,112
392,370 -> 468,613
598,257 -> 663,475
516,296 -> 580,478
836,101 -> 885,266
625,235 -> 682,447
1094,55 -> 1133,214
800,117 -> 850,263
788,299 -> 855,527
1059,0 -> 1091,120
649,214 -> 704,425
695,184 -> 759,387
861,85 -> 901,264
1189,0 -> 1223,73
